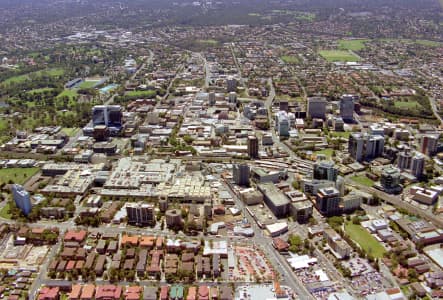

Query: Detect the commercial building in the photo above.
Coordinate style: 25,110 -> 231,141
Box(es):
92,105 -> 122,130
11,184 -> 32,216
410,186 -> 438,205
420,134 -> 439,156
379,166 -> 402,194
165,209 -> 183,228
397,150 -> 412,170
349,133 -> 385,162
257,183 -> 290,218
247,135 -> 259,158
411,153 -> 425,178
307,97 -> 327,119
233,164 -> 250,187
324,228 -> 352,259
226,76 -> 237,92
275,111 -> 290,137
126,203 -> 155,226
316,187 -> 341,216
339,94 -> 355,122
313,161 -> 338,182
342,192 -> 362,212
290,201 -> 313,223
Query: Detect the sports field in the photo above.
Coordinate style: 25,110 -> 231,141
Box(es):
319,50 -> 361,62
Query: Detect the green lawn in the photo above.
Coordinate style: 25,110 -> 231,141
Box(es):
394,101 -> 421,109
61,128 -> 80,137
78,80 -> 99,89
26,87 -> 55,94
2,68 -> 64,85
338,39 -> 369,51
57,89 -> 78,100
319,50 -> 361,62
0,119 -> 8,131
281,55 -> 299,64
315,148 -> 334,158
350,175 -> 374,187
0,202 -> 12,219
331,131 -> 350,138
126,90 -> 157,98
345,222 -> 386,258
0,168 -> 40,185
415,40 -> 442,47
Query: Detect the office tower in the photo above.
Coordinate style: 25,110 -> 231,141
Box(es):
420,134 -> 439,156
366,135 -> 385,159
126,202 -> 155,226
380,167 -> 401,191
397,149 -> 412,170
233,164 -> 250,187
208,92 -> 216,106
307,97 -> 327,119
349,133 -> 385,162
339,95 -> 355,122
92,105 -> 122,128
411,153 -> 425,178
313,161 -> 338,182
226,76 -> 237,92
348,133 -> 365,161
228,92 -> 237,104
316,187 -> 341,216
276,111 -> 290,137
11,184 -> 31,216
247,135 -> 259,158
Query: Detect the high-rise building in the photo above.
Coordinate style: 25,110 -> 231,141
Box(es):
226,77 -> 237,93
316,187 -> 341,216
275,111 -> 290,137
397,149 -> 412,170
11,184 -> 32,216
228,92 -> 237,104
92,105 -> 122,128
126,202 -> 155,226
339,95 -> 355,122
313,161 -> 338,182
247,135 -> 259,158
348,133 -> 385,162
307,97 -> 327,120
380,166 -> 402,193
233,164 -> 250,187
366,135 -> 385,159
411,153 -> 425,178
420,134 -> 439,156
208,92 -> 216,106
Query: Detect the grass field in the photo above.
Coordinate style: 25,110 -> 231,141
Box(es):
319,50 -> 361,62
126,90 -> 157,98
61,128 -> 80,137
345,222 -> 386,258
26,87 -> 55,94
350,175 -> 374,187
0,202 -> 12,219
57,89 -> 78,100
338,39 -> 369,51
331,131 -> 350,138
78,80 -> 99,89
0,119 -> 8,131
394,100 -> 421,109
2,68 -> 64,85
0,168 -> 40,185
281,55 -> 299,64
314,148 -> 334,158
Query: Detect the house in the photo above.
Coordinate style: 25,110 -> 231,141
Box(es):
94,255 -> 106,276
160,286 -> 168,300
143,287 -> 158,300
64,230 -> 87,244
80,284 -> 95,300
38,287 -> 59,300
125,286 -> 142,300
95,285 -> 122,300
69,284 -> 82,300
